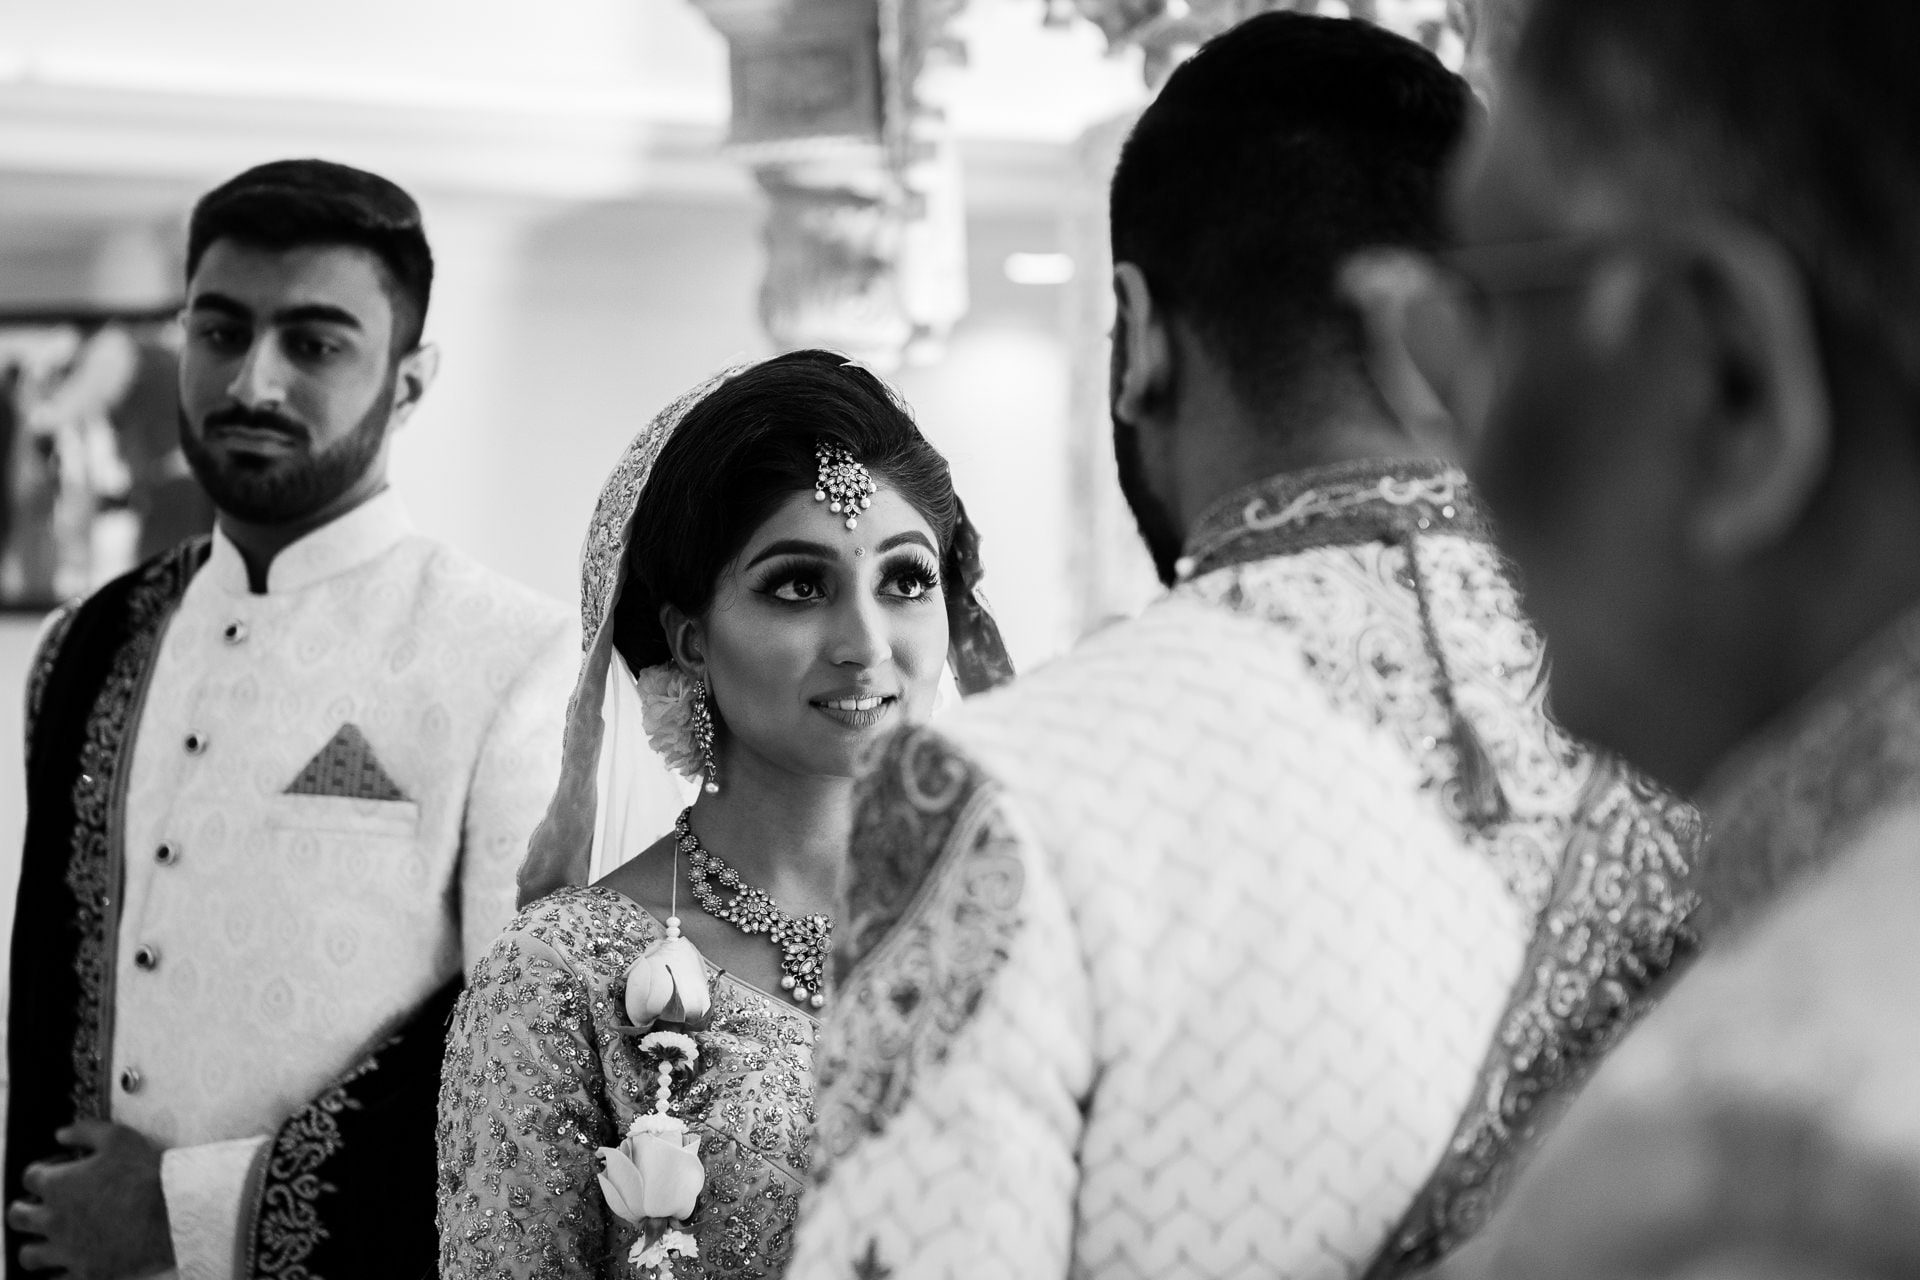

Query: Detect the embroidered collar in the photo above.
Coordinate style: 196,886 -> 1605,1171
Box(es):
206,488 -> 414,597
1175,457 -> 1491,582
1695,600 -> 1920,933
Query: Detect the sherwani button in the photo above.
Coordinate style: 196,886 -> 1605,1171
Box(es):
156,843 -> 178,866
119,1067 -> 143,1093
223,621 -> 248,644
134,944 -> 160,971
185,732 -> 207,755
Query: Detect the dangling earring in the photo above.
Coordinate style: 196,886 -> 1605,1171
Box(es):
690,678 -> 720,794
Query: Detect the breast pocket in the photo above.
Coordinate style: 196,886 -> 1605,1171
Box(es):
266,793 -> 427,905
268,793 -> 421,839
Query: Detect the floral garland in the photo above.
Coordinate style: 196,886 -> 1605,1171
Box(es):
599,921 -> 716,1278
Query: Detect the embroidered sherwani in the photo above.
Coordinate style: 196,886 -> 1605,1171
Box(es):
787,461 -> 1703,1280
6,492 -> 575,1278
1435,603 -> 1920,1280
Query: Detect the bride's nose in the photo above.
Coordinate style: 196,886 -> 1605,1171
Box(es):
827,591 -> 889,668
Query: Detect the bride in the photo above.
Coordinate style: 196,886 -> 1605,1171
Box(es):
435,350 -> 1011,1279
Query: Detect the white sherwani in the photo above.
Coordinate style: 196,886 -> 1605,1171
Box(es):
104,493 -> 572,1275
789,463 -> 1703,1280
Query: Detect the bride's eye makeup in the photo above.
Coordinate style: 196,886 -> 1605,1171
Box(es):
753,559 -> 832,604
879,554 -> 941,602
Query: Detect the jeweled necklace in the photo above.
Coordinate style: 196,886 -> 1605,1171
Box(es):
674,808 -> 833,1009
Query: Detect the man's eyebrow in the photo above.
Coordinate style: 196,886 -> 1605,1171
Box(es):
186,297 -> 365,331
745,538 -> 839,569
273,304 -> 363,330
188,293 -> 251,319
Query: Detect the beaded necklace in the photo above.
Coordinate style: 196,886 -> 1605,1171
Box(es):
674,808 -> 833,1009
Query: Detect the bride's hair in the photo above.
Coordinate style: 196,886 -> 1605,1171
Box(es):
613,349 -> 962,674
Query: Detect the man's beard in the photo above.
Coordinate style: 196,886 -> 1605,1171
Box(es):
1112,411 -> 1184,586
180,381 -> 392,525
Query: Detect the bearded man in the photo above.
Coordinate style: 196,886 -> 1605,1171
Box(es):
4,160 -> 574,1279
785,15 -> 1702,1279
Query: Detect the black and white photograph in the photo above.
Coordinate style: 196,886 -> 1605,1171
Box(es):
2,0 -> 1915,1277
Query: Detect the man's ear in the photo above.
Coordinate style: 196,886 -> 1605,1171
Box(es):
660,602 -> 706,679
1112,262 -> 1174,429
391,342 -> 440,427
1674,222 -> 1832,563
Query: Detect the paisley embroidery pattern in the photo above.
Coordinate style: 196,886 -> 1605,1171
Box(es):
247,1045 -> 383,1277
437,886 -> 816,1279
1181,470 -> 1589,914
1366,758 -> 1704,1275
811,727 -> 1026,1174
65,544 -> 203,1115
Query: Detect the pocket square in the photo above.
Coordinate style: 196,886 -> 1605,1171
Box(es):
286,723 -> 409,802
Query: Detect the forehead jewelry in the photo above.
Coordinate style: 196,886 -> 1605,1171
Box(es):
814,441 -> 875,531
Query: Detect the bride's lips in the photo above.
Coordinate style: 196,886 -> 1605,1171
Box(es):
810,692 -> 898,730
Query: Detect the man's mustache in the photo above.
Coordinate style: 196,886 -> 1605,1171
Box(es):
201,405 -> 311,443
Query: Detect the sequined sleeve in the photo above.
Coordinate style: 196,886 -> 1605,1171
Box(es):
437,929 -> 615,1280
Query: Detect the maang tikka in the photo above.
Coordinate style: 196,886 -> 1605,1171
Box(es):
690,678 -> 720,794
814,441 -> 875,530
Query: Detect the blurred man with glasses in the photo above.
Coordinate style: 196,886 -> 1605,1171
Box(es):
1412,0 -> 1920,1273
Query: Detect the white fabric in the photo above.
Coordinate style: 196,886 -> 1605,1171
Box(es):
107,490 -> 575,1275
790,588 -> 1531,1280
160,1136 -> 267,1280
588,655 -> 695,883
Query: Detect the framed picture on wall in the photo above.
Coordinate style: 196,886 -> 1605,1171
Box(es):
0,305 -> 212,612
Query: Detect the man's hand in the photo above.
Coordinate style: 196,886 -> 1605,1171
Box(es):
7,1120 -> 174,1278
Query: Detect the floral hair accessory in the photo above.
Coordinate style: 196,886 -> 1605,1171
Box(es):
814,440 -> 875,530
634,665 -> 707,782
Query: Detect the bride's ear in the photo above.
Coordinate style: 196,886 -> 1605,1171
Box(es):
660,603 -> 707,678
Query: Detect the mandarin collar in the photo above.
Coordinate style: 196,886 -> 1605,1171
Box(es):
205,489 -> 414,597
1175,457 -> 1484,582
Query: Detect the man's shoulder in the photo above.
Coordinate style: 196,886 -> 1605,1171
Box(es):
391,536 -> 574,652
933,590 -> 1325,790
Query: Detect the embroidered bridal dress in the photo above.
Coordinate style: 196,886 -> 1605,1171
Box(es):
436,367 -> 1011,1279
439,885 -> 817,1278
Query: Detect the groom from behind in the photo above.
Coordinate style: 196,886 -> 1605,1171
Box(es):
787,13 -> 1703,1279
5,160 -> 573,1279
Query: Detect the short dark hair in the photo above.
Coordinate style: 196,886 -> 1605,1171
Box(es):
186,159 -> 434,353
1110,12 -> 1474,416
613,349 -> 962,674
1516,0 -> 1920,391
